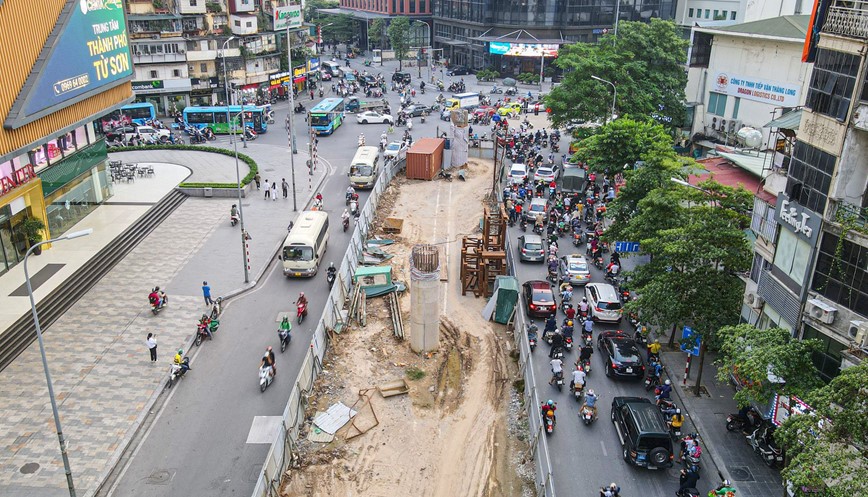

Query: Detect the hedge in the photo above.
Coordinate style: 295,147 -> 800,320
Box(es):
108,144 -> 258,187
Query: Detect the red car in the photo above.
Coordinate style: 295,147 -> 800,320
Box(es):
528,101 -> 549,113
523,280 -> 557,318
472,106 -> 496,118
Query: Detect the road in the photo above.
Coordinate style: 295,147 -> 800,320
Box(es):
106,58 -> 480,496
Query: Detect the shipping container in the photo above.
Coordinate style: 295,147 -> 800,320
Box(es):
405,138 -> 445,180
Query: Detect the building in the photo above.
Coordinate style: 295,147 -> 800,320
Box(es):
676,0 -> 804,25
433,0 -> 677,72
319,0 -> 432,55
0,0 -> 133,275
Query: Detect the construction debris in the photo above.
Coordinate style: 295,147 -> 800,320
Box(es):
387,292 -> 404,339
383,217 -> 404,234
312,402 -> 358,435
344,389 -> 379,440
377,379 -> 410,397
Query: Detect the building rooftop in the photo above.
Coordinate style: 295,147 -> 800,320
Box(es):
688,156 -> 777,205
696,15 -> 811,41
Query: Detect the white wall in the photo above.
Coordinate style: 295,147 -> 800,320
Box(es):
743,0 -> 803,22
687,32 -> 812,145
833,128 -> 868,207
680,0 -> 802,24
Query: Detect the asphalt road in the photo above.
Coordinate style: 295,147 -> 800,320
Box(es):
107,58 -> 480,497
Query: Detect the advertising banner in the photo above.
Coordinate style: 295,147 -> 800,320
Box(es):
274,4 -> 303,30
489,42 -> 559,57
5,0 -> 133,128
713,73 -> 800,107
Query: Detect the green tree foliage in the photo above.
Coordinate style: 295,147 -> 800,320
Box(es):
573,118 -> 674,174
715,324 -> 823,406
775,363 -> 868,497
387,16 -> 411,70
369,18 -> 387,49
545,19 -> 688,128
305,0 -> 356,44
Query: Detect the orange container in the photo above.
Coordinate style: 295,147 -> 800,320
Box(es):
405,138 -> 445,180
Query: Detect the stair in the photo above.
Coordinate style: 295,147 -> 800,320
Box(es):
0,190 -> 188,372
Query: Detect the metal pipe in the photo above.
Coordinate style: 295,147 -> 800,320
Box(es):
591,75 -> 616,123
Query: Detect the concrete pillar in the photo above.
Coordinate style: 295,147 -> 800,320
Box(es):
409,244 -> 440,353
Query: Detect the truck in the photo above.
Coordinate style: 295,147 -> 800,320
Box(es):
443,92 -> 480,111
345,96 -> 388,113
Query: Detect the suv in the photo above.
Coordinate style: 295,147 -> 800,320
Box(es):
392,72 -> 412,84
611,397 -> 674,469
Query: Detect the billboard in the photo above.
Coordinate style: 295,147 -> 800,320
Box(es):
274,4 -> 303,30
489,42 -> 559,57
5,0 -> 133,129
713,73 -> 801,107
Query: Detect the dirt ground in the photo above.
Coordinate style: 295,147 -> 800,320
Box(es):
281,158 -> 535,497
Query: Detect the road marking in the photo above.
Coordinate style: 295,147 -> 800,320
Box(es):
600,440 -> 608,457
246,416 -> 283,444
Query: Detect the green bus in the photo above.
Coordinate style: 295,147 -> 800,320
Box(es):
182,106 -> 269,134
309,98 -> 346,136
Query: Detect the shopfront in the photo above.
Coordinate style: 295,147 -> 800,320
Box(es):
131,79 -> 192,116
0,165 -> 47,276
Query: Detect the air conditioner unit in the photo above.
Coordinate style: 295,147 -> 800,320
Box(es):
719,119 -> 727,131
848,320 -> 868,347
728,119 -> 742,133
710,116 -> 718,130
806,298 -> 838,324
744,292 -> 764,309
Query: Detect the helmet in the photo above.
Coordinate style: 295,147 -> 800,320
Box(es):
588,389 -> 595,396
576,366 -> 583,372
665,379 -> 671,385
675,408 -> 681,414
546,410 -> 554,417
723,480 -> 731,486
582,297 -> 587,302
566,320 -> 573,326
610,483 -> 617,489
299,292 -> 304,297
177,349 -> 183,354
547,400 -> 554,406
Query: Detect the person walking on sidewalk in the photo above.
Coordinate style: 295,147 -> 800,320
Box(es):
254,172 -> 261,190
281,178 -> 289,198
264,179 -> 271,199
271,181 -> 277,201
146,333 -> 157,362
202,281 -> 213,306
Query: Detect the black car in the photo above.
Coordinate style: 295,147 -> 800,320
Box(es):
402,104 -> 432,117
360,74 -> 378,87
597,331 -> 645,379
447,65 -> 471,76
522,280 -> 557,318
392,72 -> 412,84
611,397 -> 674,469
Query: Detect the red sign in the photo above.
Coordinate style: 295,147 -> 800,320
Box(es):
0,164 -> 37,197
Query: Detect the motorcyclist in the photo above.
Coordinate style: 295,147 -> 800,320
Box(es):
148,287 -> 162,308
543,315 -> 557,338
279,315 -> 292,334
599,481 -> 619,497
549,331 -> 564,358
656,379 -> 673,403
174,349 -> 190,373
570,365 -> 586,391
578,342 -> 594,365
230,204 -> 239,220
711,480 -> 736,496
296,292 -> 308,308
606,260 -> 620,280
669,408 -> 685,431
648,357 -> 664,380
358,133 -> 365,146
548,357 -> 563,385
547,256 -> 558,276
559,283 -> 573,302
561,321 -> 574,340
342,208 -> 351,226
541,399 -> 557,423
527,321 -> 539,341
260,346 -> 276,376
564,303 -> 576,321
326,262 -> 337,281
610,251 -> 621,266
582,317 -> 593,337
648,339 -> 662,360
584,388 -> 599,417
346,186 -> 356,201
198,314 -> 213,339
677,468 -> 701,497
578,297 -> 589,317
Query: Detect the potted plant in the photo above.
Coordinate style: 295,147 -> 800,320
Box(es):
17,217 -> 46,255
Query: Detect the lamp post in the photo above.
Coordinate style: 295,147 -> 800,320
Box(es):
613,0 -> 621,46
591,75 -> 616,123
286,26 -> 301,211
414,21 -> 431,80
24,227 -> 93,497
222,36 -> 250,283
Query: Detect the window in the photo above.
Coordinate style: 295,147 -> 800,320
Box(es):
802,325 -> 845,383
246,21 -> 252,27
731,11 -> 736,20
688,8 -> 693,17
190,0 -> 197,4
713,10 -> 719,18
200,63 -> 207,72
172,69 -> 181,77
708,91 -> 727,116
749,253 -> 769,283
690,32 -> 712,68
732,97 -> 741,119
705,9 -> 710,18
149,70 -> 158,78
234,19 -> 241,27
786,141 -> 836,213
722,10 -> 728,18
812,232 -> 868,317
773,229 -> 812,286
806,48 -> 859,121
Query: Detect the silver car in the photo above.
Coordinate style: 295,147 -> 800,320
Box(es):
518,234 -> 545,263
559,254 -> 592,286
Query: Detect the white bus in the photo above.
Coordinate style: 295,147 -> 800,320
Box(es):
280,211 -> 330,277
348,146 -> 380,189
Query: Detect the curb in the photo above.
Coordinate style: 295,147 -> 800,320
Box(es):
662,351 -> 730,484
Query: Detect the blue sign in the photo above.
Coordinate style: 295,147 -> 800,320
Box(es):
680,326 -> 701,356
6,0 -> 133,128
614,241 -> 640,253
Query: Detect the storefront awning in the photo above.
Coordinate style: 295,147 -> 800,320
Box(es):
716,151 -> 773,179
764,109 -> 802,130
436,38 -> 471,46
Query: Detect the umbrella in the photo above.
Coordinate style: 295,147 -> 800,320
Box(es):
503,78 -> 517,87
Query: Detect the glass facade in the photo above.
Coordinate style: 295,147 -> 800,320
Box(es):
805,48 -> 860,122
786,141 -> 835,214
802,325 -> 845,383
811,232 -> 868,318
435,0 -> 674,27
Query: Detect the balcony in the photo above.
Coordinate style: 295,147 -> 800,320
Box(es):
823,4 -> 868,39
829,198 -> 868,229
186,47 -> 241,61
132,52 -> 187,64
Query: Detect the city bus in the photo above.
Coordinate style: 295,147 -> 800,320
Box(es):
100,102 -> 157,130
182,106 -> 269,134
280,211 -> 330,277
309,98 -> 346,136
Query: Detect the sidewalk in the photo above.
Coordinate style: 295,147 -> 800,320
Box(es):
661,348 -> 783,497
0,146 -> 326,497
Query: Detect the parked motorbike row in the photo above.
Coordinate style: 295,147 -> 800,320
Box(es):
727,407 -> 784,468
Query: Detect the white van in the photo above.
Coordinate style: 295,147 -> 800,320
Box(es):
281,211 -> 330,277
321,61 -> 343,78
585,283 -> 623,323
348,146 -> 380,189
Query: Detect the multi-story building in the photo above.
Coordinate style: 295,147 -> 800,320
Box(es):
676,0 -> 804,25
0,0 -> 132,274
320,0 -> 433,54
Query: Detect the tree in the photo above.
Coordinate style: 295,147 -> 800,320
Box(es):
544,19 -> 688,128
369,18 -> 386,49
573,118 -> 675,174
776,363 -> 868,497
305,0 -> 356,45
387,16 -> 410,70
715,324 -> 823,406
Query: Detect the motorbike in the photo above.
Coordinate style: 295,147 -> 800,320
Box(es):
244,127 -> 257,141
203,127 -> 216,141
230,212 -> 239,227
680,435 -> 702,469
564,336 -> 573,352
547,268 -> 558,284
594,256 -> 605,270
195,317 -> 219,345
676,488 -> 701,497
747,424 -> 784,468
149,295 -> 166,315
364,59 -> 372,66
297,301 -> 308,324
528,326 -> 537,352
343,216 -> 350,232
259,365 -> 274,392
551,142 -> 560,153
189,129 -> 206,144
168,357 -> 190,388
209,296 -> 223,321
582,332 -> 593,347
533,224 -> 544,236
346,191 -> 359,206
573,382 -> 584,402
278,327 -> 291,353
194,322 -> 212,346
726,408 -> 762,432
350,199 -> 359,217
519,218 -> 528,232
505,87 -> 517,96
490,86 -> 503,94
326,269 -> 336,288
581,356 -> 592,375
580,404 -> 596,425
294,104 -> 306,114
550,346 -> 564,361
544,411 -> 555,435
553,370 -> 564,391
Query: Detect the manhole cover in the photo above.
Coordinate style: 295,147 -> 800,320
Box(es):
728,466 -> 754,481
146,469 -> 174,484
20,462 -> 39,474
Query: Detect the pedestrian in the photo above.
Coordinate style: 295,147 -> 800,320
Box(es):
147,333 -> 157,362
264,179 -> 271,199
254,172 -> 261,190
202,281 -> 213,306
271,181 -> 277,201
281,178 -> 289,198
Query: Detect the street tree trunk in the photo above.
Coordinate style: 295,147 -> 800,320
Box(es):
693,341 -> 707,397
667,323 -> 677,348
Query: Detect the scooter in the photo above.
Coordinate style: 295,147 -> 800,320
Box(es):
544,412 -> 555,435
580,404 -> 596,425
550,346 -> 564,361
552,370 -> 564,391
528,328 -> 537,352
350,199 -> 359,217
645,370 -> 663,391
278,327 -> 291,352
259,365 -> 274,392
326,269 -> 336,288
580,356 -> 592,375
230,213 -> 239,226
194,323 -> 212,346
209,297 -> 223,321
564,336 -> 573,352
297,301 -> 308,324
346,191 -> 359,206
168,357 -> 190,388
343,216 -> 350,232
149,296 -> 166,315
726,408 -> 761,432
573,382 -> 584,402
519,218 -> 528,232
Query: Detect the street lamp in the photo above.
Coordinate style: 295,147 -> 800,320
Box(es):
414,21 -> 431,80
286,26 -> 301,212
222,36 -> 250,283
591,75 -> 616,123
24,227 -> 93,497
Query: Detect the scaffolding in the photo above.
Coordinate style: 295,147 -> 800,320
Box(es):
460,205 -> 508,297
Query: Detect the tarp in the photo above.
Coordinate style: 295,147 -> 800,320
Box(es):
493,276 -> 519,324
312,402 -> 358,435
561,168 -> 587,193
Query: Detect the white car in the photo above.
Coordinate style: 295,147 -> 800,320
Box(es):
357,111 -> 393,125
535,165 -> 559,183
509,163 -> 528,185
384,141 -> 407,160
135,125 -> 171,142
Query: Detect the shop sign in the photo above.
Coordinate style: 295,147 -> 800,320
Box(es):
308,58 -> 320,71
488,42 -> 559,57
1,164 -> 37,198
273,4 -> 303,30
776,193 -> 821,244
131,80 -> 164,92
293,65 -> 306,78
269,71 -> 291,86
5,0 -> 133,128
713,73 -> 800,107
770,394 -> 811,426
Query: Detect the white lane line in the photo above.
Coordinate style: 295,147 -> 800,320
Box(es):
600,440 -> 608,457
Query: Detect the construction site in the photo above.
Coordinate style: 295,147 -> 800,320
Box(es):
279,157 -> 534,496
